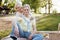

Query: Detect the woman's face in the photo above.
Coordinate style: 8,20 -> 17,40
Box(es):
19,7 -> 23,13
15,5 -> 23,13
15,6 -> 20,11
23,7 -> 29,15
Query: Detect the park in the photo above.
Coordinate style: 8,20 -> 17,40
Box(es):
0,0 -> 60,40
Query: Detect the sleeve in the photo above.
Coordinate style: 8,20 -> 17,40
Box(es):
12,16 -> 18,28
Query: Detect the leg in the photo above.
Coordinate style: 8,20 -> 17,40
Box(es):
10,25 -> 17,40
10,25 -> 15,37
24,31 -> 31,38
17,22 -> 24,37
32,34 -> 44,40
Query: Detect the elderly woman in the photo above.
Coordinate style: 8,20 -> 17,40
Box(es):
10,2 -> 23,40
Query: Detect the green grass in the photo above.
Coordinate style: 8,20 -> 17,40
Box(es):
0,30 -> 11,39
37,14 -> 60,31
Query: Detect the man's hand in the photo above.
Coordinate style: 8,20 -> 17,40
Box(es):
28,31 -> 40,40
28,34 -> 33,40
28,31 -> 35,40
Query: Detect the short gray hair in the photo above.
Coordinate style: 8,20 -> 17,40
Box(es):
24,4 -> 30,9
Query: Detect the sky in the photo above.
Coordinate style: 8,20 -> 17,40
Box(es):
41,0 -> 60,13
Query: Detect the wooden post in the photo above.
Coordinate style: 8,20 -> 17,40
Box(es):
58,23 -> 60,31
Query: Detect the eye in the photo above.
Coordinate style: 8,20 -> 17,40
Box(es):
16,8 -> 17,9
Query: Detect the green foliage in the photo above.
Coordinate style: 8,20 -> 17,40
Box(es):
8,3 -> 15,8
4,0 -> 8,3
23,0 -> 48,13
0,0 -> 2,5
40,0 -> 47,8
1,0 -> 16,13
23,0 -> 40,13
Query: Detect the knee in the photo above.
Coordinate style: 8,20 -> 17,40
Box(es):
39,34 -> 44,39
32,34 -> 44,40
36,34 -> 44,38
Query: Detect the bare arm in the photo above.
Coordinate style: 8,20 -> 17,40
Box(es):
32,18 -> 37,32
28,18 -> 36,40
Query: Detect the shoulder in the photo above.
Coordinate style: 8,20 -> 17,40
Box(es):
12,16 -> 17,23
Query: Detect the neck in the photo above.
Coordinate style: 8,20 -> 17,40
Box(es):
16,10 -> 22,13
19,11 -> 22,13
24,14 -> 29,18
17,11 -> 22,14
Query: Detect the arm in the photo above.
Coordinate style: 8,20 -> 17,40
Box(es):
12,17 -> 19,35
31,18 -> 40,34
28,17 -> 36,40
32,18 -> 37,32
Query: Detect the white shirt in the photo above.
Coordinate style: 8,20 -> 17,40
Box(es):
12,12 -> 23,37
12,12 -> 36,37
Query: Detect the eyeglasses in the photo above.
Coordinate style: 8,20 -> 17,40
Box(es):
24,8 -> 29,11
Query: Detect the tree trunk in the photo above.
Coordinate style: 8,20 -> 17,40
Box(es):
0,0 -> 2,6
34,8 -> 37,13
45,5 -> 47,14
48,0 -> 50,14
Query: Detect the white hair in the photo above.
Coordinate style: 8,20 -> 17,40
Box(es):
24,4 -> 30,9
15,0 -> 22,7
23,4 -> 32,16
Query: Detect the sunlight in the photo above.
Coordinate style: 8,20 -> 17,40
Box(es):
41,0 -> 60,13
51,0 -> 60,13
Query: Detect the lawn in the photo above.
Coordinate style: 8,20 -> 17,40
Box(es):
37,14 -> 60,31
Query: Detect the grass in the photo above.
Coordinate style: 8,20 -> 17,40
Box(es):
0,30 -> 11,40
37,14 -> 60,31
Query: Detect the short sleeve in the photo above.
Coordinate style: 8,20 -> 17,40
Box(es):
32,17 -> 36,26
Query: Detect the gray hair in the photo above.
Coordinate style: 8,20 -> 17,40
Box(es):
23,4 -> 30,9
14,0 -> 22,9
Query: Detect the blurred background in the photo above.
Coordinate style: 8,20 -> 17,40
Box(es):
0,0 -> 60,39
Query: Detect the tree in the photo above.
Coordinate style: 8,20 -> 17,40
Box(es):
40,0 -> 52,14
23,0 -> 48,13
48,0 -> 52,14
40,0 -> 48,14
0,0 -> 2,6
23,0 -> 41,13
0,0 -> 16,15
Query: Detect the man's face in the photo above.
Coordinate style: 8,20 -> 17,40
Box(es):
23,7 -> 29,15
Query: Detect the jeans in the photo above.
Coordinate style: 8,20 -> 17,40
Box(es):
10,22 -> 44,40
